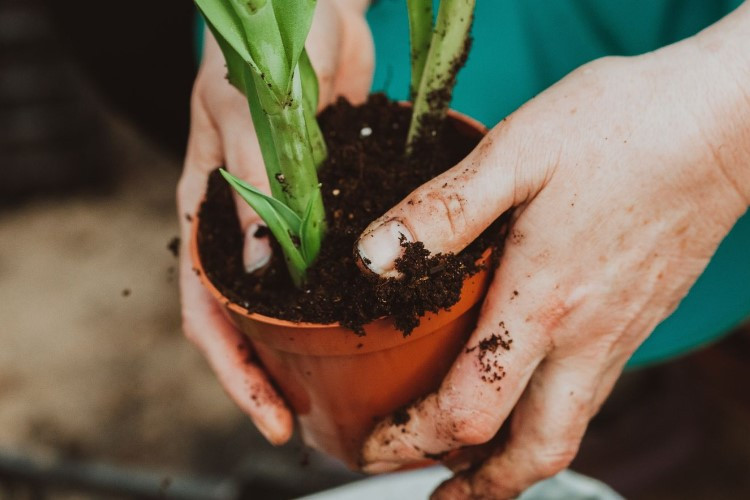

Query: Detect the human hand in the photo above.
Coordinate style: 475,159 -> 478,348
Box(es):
177,0 -> 373,445
357,8 -> 750,498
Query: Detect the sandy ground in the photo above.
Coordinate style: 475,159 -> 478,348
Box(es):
0,120 -> 249,472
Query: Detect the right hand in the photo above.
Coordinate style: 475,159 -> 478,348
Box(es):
177,0 -> 374,445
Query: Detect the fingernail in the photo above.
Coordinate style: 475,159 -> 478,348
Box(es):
356,219 -> 413,277
361,461 -> 403,474
243,223 -> 272,273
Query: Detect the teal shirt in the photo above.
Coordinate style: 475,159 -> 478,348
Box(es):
368,0 -> 750,367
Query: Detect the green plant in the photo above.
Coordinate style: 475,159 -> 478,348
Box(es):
407,0 -> 476,149
195,0 -> 326,287
196,0 -> 477,287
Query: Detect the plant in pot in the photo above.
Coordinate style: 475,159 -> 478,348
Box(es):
191,0 -> 501,467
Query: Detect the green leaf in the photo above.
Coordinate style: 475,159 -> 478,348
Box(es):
272,0 -> 318,93
227,0 -> 288,102
219,169 -> 301,232
244,70 -> 287,203
220,169 -> 308,286
196,1 -> 327,288
299,49 -> 327,168
407,0 -> 433,99
299,49 -> 319,113
299,194 -> 322,265
207,10 -> 287,204
194,0 -> 259,76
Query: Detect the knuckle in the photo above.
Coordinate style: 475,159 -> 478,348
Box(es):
450,420 -> 496,446
189,77 -> 210,117
423,190 -> 470,240
531,443 -> 578,478
436,406 -> 498,446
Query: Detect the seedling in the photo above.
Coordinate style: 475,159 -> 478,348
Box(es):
195,0 -> 326,287
195,0 -> 476,287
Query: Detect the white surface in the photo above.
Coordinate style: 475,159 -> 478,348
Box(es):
300,467 -> 623,500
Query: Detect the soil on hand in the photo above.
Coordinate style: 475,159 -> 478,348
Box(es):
197,94 -> 505,334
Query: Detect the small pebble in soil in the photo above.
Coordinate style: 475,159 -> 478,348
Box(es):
332,188 -> 341,196
360,126 -> 373,137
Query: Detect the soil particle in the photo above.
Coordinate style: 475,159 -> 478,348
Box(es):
510,229 -> 524,244
196,94 -> 507,334
299,448 -> 310,467
253,225 -> 270,238
392,406 -> 411,426
424,450 -> 449,461
465,326 -> 512,385
167,236 -> 180,257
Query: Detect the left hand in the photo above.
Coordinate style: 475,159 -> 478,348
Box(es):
177,0 -> 373,445
355,5 -> 750,498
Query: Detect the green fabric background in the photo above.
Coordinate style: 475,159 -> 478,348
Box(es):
367,0 -> 749,367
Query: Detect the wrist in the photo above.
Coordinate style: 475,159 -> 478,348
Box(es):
684,2 -> 750,207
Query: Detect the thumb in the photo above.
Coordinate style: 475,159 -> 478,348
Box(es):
356,124 -> 544,277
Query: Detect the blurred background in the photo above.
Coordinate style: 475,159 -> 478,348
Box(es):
0,0 -> 749,498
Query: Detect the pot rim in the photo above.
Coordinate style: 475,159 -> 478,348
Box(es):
190,105 -> 489,329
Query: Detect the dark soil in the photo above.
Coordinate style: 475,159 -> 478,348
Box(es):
197,94 -> 506,334
167,236 -> 180,257
391,406 -> 412,426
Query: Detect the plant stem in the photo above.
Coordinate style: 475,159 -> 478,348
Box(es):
407,0 -> 433,99
264,69 -> 327,248
407,0 -> 475,149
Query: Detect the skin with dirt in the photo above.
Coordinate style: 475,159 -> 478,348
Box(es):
197,94 -> 506,334
465,321 -> 513,389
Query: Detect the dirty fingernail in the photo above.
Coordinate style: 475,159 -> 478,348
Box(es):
243,223 -> 272,273
356,220 -> 413,277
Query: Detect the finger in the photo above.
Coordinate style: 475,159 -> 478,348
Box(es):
356,121 -> 550,277
179,78 -> 292,444
177,82 -> 224,230
432,355 -> 624,500
328,0 -> 374,104
180,256 -> 294,444
361,263 -> 554,471
307,0 -> 373,108
178,179 -> 293,442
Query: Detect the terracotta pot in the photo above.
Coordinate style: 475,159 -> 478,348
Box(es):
190,109 -> 490,468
